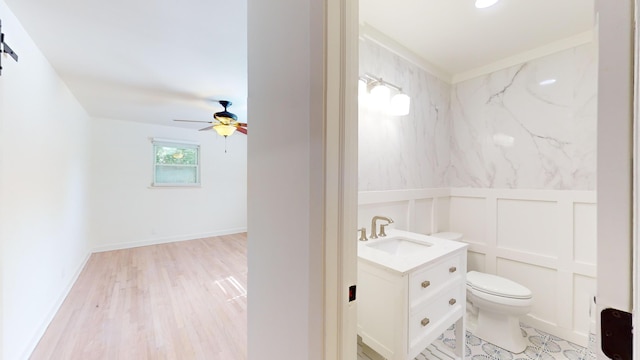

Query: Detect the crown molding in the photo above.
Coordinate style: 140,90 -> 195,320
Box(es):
452,30 -> 595,83
359,23 -> 453,83
360,23 -> 595,85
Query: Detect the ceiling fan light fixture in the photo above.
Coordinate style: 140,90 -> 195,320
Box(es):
214,113 -> 238,124
214,100 -> 238,124
214,124 -> 237,137
173,99 -> 246,144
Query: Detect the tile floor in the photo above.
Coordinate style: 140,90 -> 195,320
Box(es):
357,323 -> 596,360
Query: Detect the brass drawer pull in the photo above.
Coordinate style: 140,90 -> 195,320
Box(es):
421,318 -> 430,327
449,298 -> 456,305
449,266 -> 457,273
421,280 -> 431,288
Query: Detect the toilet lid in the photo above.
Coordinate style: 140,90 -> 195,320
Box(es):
466,271 -> 532,299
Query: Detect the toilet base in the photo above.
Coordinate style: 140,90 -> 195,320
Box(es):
474,310 -> 526,353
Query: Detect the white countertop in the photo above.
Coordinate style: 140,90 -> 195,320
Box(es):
357,228 -> 468,274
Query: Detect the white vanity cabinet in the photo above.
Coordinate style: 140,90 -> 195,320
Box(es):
357,236 -> 467,360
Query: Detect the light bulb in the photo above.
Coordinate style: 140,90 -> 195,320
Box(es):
370,83 -> 390,112
214,124 -> 237,137
358,79 -> 367,97
358,79 -> 369,107
389,93 -> 411,116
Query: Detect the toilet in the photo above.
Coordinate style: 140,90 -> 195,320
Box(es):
431,232 -> 533,353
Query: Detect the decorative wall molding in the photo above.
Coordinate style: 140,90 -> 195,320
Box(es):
452,30 -> 594,83
358,187 -> 596,346
359,23 -> 594,86
359,23 -> 452,83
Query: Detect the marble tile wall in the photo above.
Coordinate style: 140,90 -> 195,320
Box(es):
359,40 -> 451,191
449,43 -> 597,190
359,39 -> 597,191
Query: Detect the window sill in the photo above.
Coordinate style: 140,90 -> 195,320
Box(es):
148,184 -> 202,189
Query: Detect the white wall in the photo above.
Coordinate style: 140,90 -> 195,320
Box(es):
89,117 -> 247,251
359,38 -> 451,191
0,1 -> 92,358
247,0 -> 325,358
450,42 -> 597,190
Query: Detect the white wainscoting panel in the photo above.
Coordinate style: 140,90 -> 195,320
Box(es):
573,274 -> 596,338
435,197 -> 451,233
467,251 -> 486,273
358,188 -> 596,346
496,258 -> 558,324
450,188 -> 596,345
449,196 -> 488,245
358,201 -> 410,234
414,198 -> 435,235
358,189 -> 449,236
496,199 -> 560,258
573,202 -> 597,265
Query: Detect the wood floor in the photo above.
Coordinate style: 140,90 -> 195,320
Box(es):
30,233 -> 247,360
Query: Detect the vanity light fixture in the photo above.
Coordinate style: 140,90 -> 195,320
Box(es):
370,82 -> 391,111
359,73 -> 411,116
358,78 -> 367,96
389,93 -> 411,116
475,0 -> 500,9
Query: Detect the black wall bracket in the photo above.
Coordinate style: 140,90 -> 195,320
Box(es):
601,308 -> 632,360
0,18 -> 19,76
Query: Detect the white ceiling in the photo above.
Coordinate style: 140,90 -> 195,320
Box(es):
4,0 -> 247,128
5,0 -> 593,128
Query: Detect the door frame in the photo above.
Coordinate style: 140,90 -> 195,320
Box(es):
634,0 -> 640,357
324,0 -> 359,359
335,1 -> 639,358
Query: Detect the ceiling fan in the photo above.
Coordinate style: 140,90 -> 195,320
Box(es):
175,100 -> 247,137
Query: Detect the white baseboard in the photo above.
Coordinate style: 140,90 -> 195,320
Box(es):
92,227 -> 247,253
20,251 -> 92,360
522,315 -> 588,347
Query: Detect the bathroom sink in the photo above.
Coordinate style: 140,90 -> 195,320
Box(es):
367,237 -> 432,256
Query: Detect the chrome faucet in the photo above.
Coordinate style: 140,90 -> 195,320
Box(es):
370,216 -> 394,239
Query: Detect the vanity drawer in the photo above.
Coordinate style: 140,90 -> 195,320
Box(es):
408,284 -> 464,352
408,253 -> 463,307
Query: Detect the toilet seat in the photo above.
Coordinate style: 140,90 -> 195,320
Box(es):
467,271 -> 532,299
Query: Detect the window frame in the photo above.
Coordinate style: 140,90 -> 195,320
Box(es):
151,138 -> 201,187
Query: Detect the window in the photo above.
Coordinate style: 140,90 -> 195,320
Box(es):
152,139 -> 200,187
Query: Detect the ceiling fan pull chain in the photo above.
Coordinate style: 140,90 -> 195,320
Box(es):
225,136 -> 228,153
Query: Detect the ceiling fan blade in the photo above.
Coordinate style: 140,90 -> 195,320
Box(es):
236,127 -> 247,135
174,119 -> 213,123
199,125 -> 215,131
237,122 -> 248,127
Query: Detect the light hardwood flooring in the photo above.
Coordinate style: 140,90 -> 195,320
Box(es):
30,233 -> 247,360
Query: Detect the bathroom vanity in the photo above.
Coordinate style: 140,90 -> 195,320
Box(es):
357,229 -> 468,360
